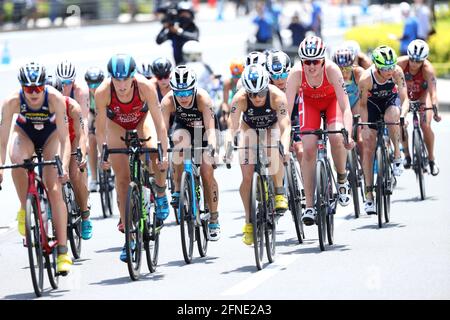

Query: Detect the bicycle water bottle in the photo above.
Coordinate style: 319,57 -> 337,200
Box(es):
41,197 -> 48,233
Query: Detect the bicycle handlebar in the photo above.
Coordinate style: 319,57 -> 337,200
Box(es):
102,142 -> 163,163
168,145 -> 217,169
224,141 -> 285,169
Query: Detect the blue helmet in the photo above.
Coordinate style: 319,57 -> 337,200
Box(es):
107,54 -> 136,80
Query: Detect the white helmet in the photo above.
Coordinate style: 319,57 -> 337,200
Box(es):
183,40 -> 202,62
245,51 -> 266,67
298,36 -> 326,60
56,60 -> 76,81
242,64 -> 269,93
169,65 -> 197,91
407,39 -> 429,61
344,40 -> 361,58
266,50 -> 291,76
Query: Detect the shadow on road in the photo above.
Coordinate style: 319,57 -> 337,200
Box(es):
351,222 -> 406,231
290,244 -> 351,255
3,289 -> 69,300
221,265 -> 258,274
392,196 -> 439,204
90,273 -> 164,286
161,256 -> 219,268
95,247 -> 122,254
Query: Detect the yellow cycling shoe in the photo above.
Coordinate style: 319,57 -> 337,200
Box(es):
242,223 -> 254,246
56,253 -> 72,275
275,194 -> 288,213
17,209 -> 26,236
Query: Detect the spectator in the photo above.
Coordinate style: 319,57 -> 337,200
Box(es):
49,0 -> 64,25
253,1 -> 273,45
156,1 -> 199,65
235,0 -> 250,16
12,0 -> 26,25
288,11 -> 309,48
310,0 -> 322,37
266,0 -> 283,48
399,2 -> 418,55
414,0 -> 432,40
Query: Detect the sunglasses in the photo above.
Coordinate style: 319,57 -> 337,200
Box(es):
61,79 -> 74,86
271,72 -> 288,80
379,65 -> 395,71
156,74 -> 170,81
88,83 -> 101,89
23,85 -> 45,94
247,88 -> 268,98
173,89 -> 194,97
302,59 -> 323,66
409,58 -> 424,63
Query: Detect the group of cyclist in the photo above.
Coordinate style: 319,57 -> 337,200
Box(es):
0,34 -> 441,278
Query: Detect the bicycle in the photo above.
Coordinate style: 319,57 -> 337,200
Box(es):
300,119 -> 349,251
64,147 -> 85,260
286,127 -> 305,244
169,145 -> 216,264
102,130 -> 163,280
354,117 -> 403,228
403,101 -> 434,200
347,115 -> 366,218
0,152 -> 64,297
225,129 -> 284,270
98,161 -> 115,219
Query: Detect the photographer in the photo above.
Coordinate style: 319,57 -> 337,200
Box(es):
156,1 -> 199,65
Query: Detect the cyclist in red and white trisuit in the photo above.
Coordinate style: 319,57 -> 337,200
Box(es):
286,36 -> 354,226
397,39 -> 442,175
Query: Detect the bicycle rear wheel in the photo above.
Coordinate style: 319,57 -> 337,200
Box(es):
413,130 -> 426,201
65,183 -> 82,260
99,169 -> 114,218
376,147 -> 384,228
26,195 -> 45,297
45,223 -> 59,290
144,184 -> 159,273
195,176 -> 209,258
251,172 -> 264,270
179,172 -> 195,264
347,149 -> 361,218
124,182 -> 142,280
265,177 -> 276,263
286,158 -> 304,244
325,168 -> 334,246
315,161 -> 327,251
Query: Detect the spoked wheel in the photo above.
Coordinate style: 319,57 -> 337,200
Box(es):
347,150 -> 361,218
315,161 -> 327,251
376,147 -> 385,228
124,182 -> 142,281
251,173 -> 265,270
326,176 -> 335,246
99,169 -> 114,218
45,224 -> 59,290
265,178 -> 276,263
144,200 -> 159,273
413,130 -> 426,201
286,158 -> 304,244
25,195 -> 45,297
383,152 -> 392,224
179,172 -> 195,264
195,176 -> 209,258
64,183 -> 82,260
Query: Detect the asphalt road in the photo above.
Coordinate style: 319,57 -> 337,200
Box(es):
0,2 -> 449,301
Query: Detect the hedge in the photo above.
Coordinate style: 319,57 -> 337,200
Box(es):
345,12 -> 450,76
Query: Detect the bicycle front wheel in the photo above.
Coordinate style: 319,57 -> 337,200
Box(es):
144,184 -> 159,273
251,172 -> 264,270
315,161 -> 327,251
265,177 -> 276,263
195,176 -> 209,258
65,183 -> 82,260
286,158 -> 304,244
376,147 -> 385,228
347,149 -> 361,218
413,129 -> 426,201
26,195 -> 45,297
179,172 -> 195,264
124,182 -> 143,281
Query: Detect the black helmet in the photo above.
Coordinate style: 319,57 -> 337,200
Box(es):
107,54 -> 137,79
18,62 -> 47,86
45,74 -> 63,92
85,66 -> 105,85
151,57 -> 173,78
